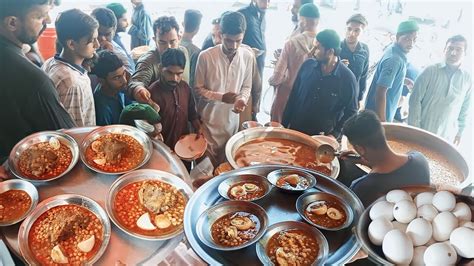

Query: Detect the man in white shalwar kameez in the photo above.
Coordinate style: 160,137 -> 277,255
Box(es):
194,12 -> 253,164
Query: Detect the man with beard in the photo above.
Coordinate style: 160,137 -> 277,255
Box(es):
148,48 -> 201,149
239,0 -> 270,75
106,3 -> 129,52
409,35 -> 471,146
289,0 -> 314,38
282,29 -> 358,138
194,11 -> 254,164
42,9 -> 100,126
365,20 -> 419,122
340,13 -> 369,107
128,16 -> 190,103
0,0 -> 74,163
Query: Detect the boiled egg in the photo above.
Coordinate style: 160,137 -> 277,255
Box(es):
423,242 -> 457,265
154,214 -> 171,229
368,217 -> 393,245
411,246 -> 427,266
49,137 -> 60,150
450,226 -> 474,258
451,202 -> 472,221
406,218 -> 432,246
77,235 -> 95,253
417,204 -> 439,222
391,221 -> 408,232
432,211 -> 458,241
370,200 -> 394,221
51,245 -> 68,264
382,229 -> 413,265
386,189 -> 412,203
414,192 -> 434,208
137,213 -> 156,230
460,221 -> 474,229
432,191 -> 456,212
393,200 -> 417,223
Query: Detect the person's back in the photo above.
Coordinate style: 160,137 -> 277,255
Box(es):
129,0 -> 152,49
342,110 -> 430,207
0,0 -> 74,162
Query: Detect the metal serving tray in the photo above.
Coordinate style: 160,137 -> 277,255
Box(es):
184,165 -> 364,265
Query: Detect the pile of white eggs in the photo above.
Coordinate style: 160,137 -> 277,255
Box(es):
368,189 -> 473,265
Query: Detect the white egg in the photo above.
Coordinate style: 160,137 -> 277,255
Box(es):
392,221 -> 408,232
432,211 -> 458,241
77,235 -> 95,253
368,217 -> 394,245
386,189 -> 412,203
424,242 -> 457,265
406,218 -> 433,246
451,202 -> 472,221
460,221 -> 474,229
450,227 -> 474,258
417,204 -> 439,222
414,192 -> 434,208
432,191 -> 456,212
370,200 -> 395,221
393,200 -> 417,223
382,229 -> 414,265
411,246 -> 427,266
136,213 -> 156,230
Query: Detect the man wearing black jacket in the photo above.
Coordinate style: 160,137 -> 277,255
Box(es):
238,0 -> 269,75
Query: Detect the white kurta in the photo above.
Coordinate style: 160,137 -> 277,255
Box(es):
194,45 -> 253,164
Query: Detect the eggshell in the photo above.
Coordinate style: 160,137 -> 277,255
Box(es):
414,192 -> 434,207
392,221 -> 408,232
450,227 -> 474,258
460,221 -> 474,229
370,200 -> 395,221
386,189 -> 412,203
382,229 -> 414,265
393,200 -> 417,223
417,204 -> 439,222
406,218 -> 433,246
423,242 -> 457,265
410,246 -> 427,266
368,217 -> 394,245
432,211 -> 458,241
432,191 -> 456,212
451,202 -> 472,221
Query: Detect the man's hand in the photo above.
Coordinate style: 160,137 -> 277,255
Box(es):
341,59 -> 350,66
133,86 -> 151,103
339,150 -> 370,166
191,119 -> 203,139
0,165 -> 9,182
273,49 -> 282,60
222,92 -> 238,104
454,135 -> 462,146
99,40 -> 114,51
233,98 -> 247,113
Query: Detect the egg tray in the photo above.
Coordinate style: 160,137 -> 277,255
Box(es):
355,186 -> 474,265
183,164 -> 365,265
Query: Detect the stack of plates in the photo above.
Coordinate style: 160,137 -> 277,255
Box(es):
174,134 -> 207,161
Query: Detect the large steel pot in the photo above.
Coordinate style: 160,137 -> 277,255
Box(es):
225,127 -> 340,179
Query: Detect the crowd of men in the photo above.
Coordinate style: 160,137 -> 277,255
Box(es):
0,0 -> 472,206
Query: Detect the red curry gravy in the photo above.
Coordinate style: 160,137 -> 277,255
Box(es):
0,190 -> 31,223
267,229 -> 319,266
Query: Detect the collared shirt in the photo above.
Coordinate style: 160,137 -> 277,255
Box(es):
181,39 -> 201,89
43,56 -> 96,126
350,151 -> 430,207
111,39 -> 135,74
282,58 -> 358,137
340,40 -> 370,101
408,63 -> 472,142
0,36 -> 74,162
365,43 -> 408,122
94,84 -> 133,126
128,47 -> 190,97
149,79 -> 199,149
238,3 -> 266,73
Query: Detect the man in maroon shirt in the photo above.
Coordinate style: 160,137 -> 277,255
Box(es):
148,48 -> 201,149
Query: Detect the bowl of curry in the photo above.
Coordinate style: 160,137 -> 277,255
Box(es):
0,179 -> 38,226
267,169 -> 317,193
9,131 -> 79,182
106,169 -> 193,241
18,194 -> 111,265
196,200 -> 268,251
217,174 -> 272,201
296,192 -> 354,231
225,128 -> 339,178
80,125 -> 153,175
256,221 -> 329,266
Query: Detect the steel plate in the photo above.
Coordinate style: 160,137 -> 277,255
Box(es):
0,179 -> 38,226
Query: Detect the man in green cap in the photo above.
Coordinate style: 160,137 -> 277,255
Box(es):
282,29 -> 358,138
106,3 -> 129,52
364,20 -> 419,122
269,3 -> 320,122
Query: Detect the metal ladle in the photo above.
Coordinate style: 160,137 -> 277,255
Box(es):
316,144 -> 361,164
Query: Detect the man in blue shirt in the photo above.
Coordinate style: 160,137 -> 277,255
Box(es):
342,110 -> 430,207
92,50 -> 133,126
365,20 -> 419,122
282,29 -> 358,138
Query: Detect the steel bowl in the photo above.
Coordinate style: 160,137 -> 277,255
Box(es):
195,200 -> 269,251
8,131 -> 79,182
296,192 -> 354,231
217,174 -> 272,201
80,125 -> 153,175
242,121 -> 263,129
267,169 -> 317,193
256,221 -> 329,265
225,127 -> 340,179
18,194 -> 111,265
0,179 -> 39,226
355,186 -> 474,265
106,169 -> 193,241
264,121 -> 284,128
